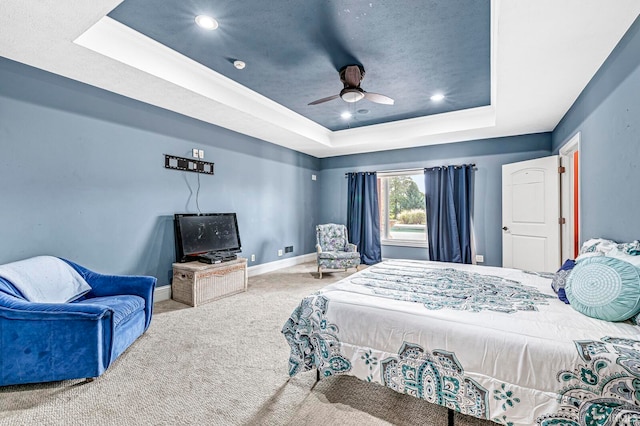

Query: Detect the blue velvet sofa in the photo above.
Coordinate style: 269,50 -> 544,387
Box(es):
0,258 -> 156,386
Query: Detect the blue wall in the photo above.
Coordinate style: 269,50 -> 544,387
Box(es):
552,15 -> 640,242
319,134 -> 552,266
0,58 -> 320,287
3,12 -> 637,284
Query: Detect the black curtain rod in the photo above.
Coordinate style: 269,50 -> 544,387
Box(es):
424,163 -> 476,171
344,171 -> 376,176
344,164 -> 476,177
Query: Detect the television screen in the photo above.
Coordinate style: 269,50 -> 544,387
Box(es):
174,213 -> 242,262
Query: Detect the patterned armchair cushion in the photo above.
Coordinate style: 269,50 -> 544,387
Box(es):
318,251 -> 361,260
317,257 -> 360,271
316,224 -> 348,252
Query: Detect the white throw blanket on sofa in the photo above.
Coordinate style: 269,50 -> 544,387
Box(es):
0,256 -> 91,303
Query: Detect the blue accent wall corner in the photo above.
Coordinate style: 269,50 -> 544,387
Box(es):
319,133 -> 552,267
551,14 -> 640,243
0,57 -> 320,286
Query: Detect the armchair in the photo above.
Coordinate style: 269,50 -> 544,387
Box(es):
316,223 -> 361,278
0,257 -> 156,386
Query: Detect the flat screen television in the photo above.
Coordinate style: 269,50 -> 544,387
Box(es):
174,213 -> 242,262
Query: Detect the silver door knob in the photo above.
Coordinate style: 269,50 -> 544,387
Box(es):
502,226 -> 508,231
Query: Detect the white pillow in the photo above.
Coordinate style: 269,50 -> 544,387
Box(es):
0,256 -> 91,303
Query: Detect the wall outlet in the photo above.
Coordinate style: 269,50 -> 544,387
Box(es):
312,174 -> 317,181
278,249 -> 283,256
251,254 -> 255,262
475,254 -> 484,263
192,148 -> 199,158
198,149 -> 204,159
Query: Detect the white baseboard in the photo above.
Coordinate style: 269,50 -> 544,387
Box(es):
247,253 -> 316,277
153,253 -> 315,303
154,284 -> 172,302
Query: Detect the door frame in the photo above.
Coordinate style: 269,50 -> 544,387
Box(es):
559,132 -> 581,260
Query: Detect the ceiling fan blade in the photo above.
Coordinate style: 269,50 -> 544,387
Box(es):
308,94 -> 340,105
364,92 -> 395,105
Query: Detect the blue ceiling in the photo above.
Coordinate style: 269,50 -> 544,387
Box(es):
108,0 -> 490,131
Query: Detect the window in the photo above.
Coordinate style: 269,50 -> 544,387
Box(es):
378,170 -> 427,247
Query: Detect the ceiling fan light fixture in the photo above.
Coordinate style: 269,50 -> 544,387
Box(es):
309,65 -> 393,106
341,90 -> 365,103
195,15 -> 218,30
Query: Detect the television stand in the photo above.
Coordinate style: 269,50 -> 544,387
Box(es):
172,257 -> 247,307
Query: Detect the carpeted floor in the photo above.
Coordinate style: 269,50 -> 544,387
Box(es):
0,262 -> 493,426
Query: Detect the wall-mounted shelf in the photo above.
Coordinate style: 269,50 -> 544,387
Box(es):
164,154 -> 214,175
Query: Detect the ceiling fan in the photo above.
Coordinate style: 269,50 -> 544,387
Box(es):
308,64 -> 395,106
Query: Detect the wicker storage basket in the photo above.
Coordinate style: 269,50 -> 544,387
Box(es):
171,258 -> 247,307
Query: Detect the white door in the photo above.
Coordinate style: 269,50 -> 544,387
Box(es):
502,156 -> 561,272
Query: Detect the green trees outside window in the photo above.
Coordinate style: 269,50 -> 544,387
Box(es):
388,176 -> 425,223
379,174 -> 427,244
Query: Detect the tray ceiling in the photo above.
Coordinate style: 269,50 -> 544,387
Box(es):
1,1 -> 639,157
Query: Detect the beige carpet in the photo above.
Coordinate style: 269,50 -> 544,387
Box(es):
0,262 -> 493,426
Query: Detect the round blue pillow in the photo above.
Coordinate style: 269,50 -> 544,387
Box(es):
566,256 -> 640,321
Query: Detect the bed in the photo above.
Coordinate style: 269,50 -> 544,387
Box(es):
282,259 -> 640,425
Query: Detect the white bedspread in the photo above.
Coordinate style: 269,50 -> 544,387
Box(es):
283,260 -> 640,425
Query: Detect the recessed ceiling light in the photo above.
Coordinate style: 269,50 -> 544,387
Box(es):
341,111 -> 352,119
357,109 -> 369,114
195,15 -> 218,30
233,60 -> 246,70
430,94 -> 445,102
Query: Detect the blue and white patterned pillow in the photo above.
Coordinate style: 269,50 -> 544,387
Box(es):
577,239 -> 640,267
551,259 -> 575,304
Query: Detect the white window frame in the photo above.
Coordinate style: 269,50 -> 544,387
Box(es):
378,169 -> 428,248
